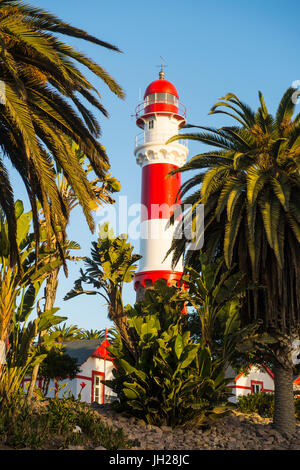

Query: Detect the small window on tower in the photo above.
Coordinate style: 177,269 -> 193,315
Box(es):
149,120 -> 154,129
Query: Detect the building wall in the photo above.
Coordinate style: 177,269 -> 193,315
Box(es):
22,356 -> 116,404
228,366 -> 274,403
77,356 -> 116,403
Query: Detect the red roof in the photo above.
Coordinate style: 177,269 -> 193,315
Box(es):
91,338 -> 113,361
144,79 -> 179,99
234,363 -> 274,382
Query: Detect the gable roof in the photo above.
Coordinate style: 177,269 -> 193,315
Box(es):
224,364 -> 237,380
234,363 -> 274,382
91,338 -> 114,361
63,339 -> 106,366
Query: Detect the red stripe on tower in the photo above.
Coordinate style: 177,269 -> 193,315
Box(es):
134,67 -> 189,295
141,163 -> 181,221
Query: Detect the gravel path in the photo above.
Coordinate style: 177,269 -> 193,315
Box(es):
91,403 -> 300,450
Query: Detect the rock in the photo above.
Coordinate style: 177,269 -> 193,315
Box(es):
160,425 -> 172,432
89,405 -> 295,451
136,419 -> 147,427
147,425 -> 163,434
65,445 -> 85,450
72,426 -> 82,433
94,446 -> 107,450
128,417 -> 137,424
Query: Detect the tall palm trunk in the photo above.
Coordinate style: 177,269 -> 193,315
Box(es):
273,357 -> 296,436
27,268 -> 59,401
0,268 -> 17,386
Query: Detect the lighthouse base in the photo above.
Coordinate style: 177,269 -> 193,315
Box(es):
134,270 -> 187,314
134,270 -> 183,301
134,270 -> 183,290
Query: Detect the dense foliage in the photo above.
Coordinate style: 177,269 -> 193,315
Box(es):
238,392 -> 275,417
0,392 -> 130,449
38,349 -> 80,396
105,280 -> 233,427
65,223 -> 141,356
167,88 -> 300,435
238,392 -> 300,420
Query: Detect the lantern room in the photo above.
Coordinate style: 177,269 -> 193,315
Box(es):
135,72 -> 186,129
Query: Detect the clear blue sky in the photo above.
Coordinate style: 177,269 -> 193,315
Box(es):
11,0 -> 300,331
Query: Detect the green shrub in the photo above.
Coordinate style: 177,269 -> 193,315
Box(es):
0,392 -> 130,450
295,397 -> 300,420
105,280 -> 233,428
0,392 -> 51,449
238,392 -> 274,417
45,395 -> 130,449
238,392 -> 300,420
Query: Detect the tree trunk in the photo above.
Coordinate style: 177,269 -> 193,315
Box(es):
27,268 -> 59,402
273,360 -> 296,436
109,301 -> 137,360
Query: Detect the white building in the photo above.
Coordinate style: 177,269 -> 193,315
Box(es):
226,363 -> 300,403
23,338 -> 116,404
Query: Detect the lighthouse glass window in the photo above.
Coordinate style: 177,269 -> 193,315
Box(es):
145,93 -> 178,105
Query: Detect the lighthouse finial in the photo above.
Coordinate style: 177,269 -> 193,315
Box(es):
157,56 -> 167,79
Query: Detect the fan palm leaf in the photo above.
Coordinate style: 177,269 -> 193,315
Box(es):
167,87 -> 300,436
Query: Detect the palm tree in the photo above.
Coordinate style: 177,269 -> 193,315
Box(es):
50,323 -> 84,342
167,88 -> 300,436
81,329 -> 105,340
0,0 -> 124,263
81,327 -> 117,341
26,144 -> 120,400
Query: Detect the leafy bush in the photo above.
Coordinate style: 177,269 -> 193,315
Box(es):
105,280 -> 233,428
295,397 -> 300,420
238,392 -> 274,417
238,392 -> 300,420
38,349 -> 81,395
0,392 -> 130,450
0,392 -> 51,449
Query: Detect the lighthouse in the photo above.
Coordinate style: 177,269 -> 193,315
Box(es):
133,68 -> 189,299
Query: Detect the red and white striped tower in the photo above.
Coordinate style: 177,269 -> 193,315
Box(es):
134,68 -> 189,299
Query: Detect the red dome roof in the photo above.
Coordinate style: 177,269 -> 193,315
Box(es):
144,79 -> 179,99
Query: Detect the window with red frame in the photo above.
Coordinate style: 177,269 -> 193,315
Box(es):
251,381 -> 263,394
